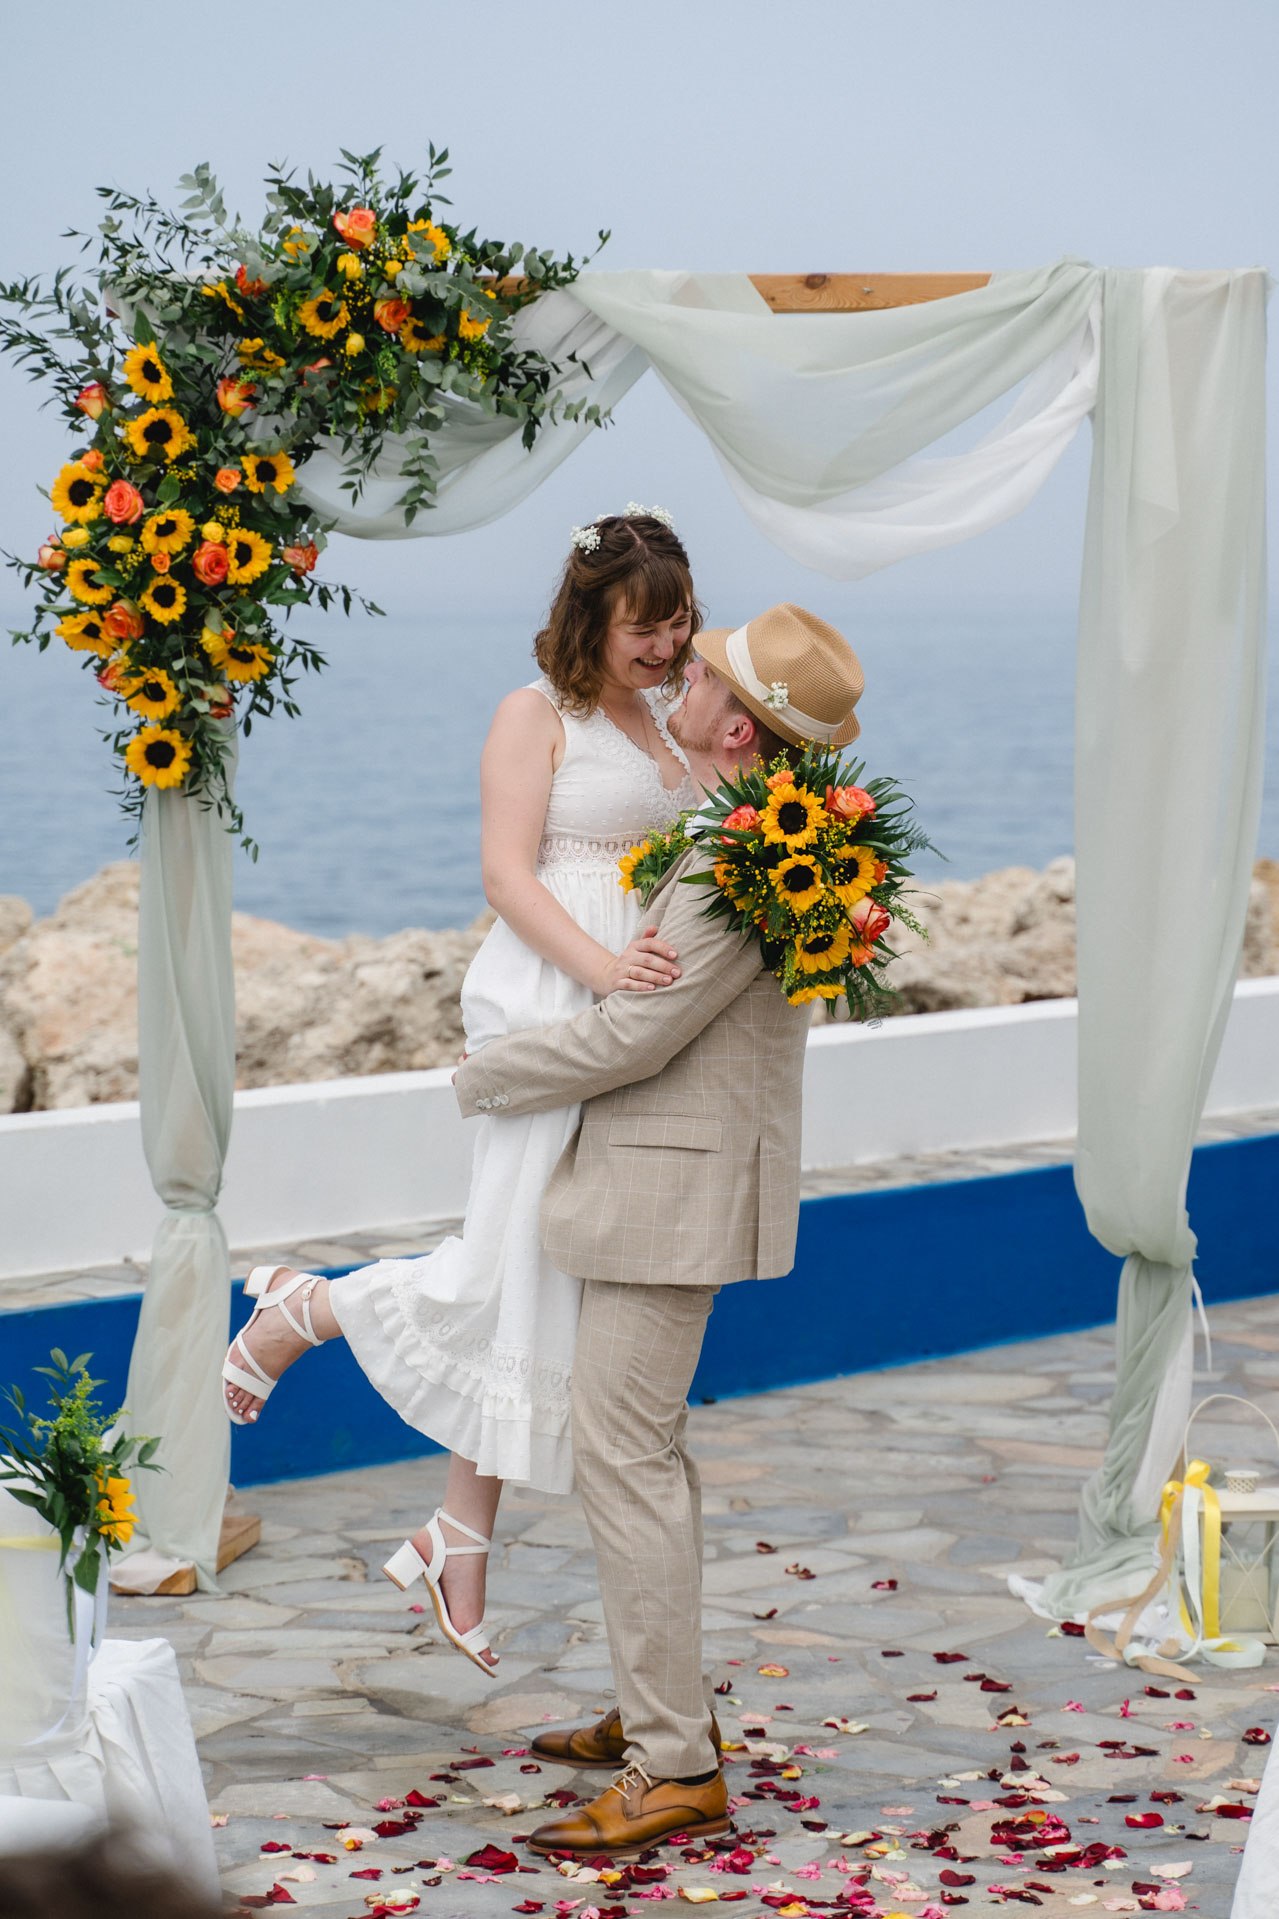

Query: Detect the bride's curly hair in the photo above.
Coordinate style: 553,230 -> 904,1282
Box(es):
534,515 -> 702,714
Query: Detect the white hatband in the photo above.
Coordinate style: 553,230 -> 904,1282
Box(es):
722,624 -> 839,742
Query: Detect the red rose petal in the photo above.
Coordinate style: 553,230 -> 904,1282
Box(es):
1243,1727 -> 1273,1745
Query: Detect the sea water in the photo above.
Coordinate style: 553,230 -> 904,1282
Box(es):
2,603 -> 1275,940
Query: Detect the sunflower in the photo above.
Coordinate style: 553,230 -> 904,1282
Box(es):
298,292 -> 349,340
65,557 -> 113,605
788,979 -> 843,1006
829,842 -> 878,909
221,528 -> 273,585
400,316 -> 446,353
56,611 -> 113,655
457,301 -> 493,342
138,577 -> 188,625
140,507 -> 196,555
771,854 -> 825,916
50,461 -> 106,525
405,218 -> 450,262
618,838 -> 652,894
122,665 -> 181,719
202,279 -> 245,321
94,1472 -> 137,1547
761,782 -> 825,852
124,406 -> 195,463
124,724 -> 191,789
794,921 -> 853,975
122,342 -> 174,403
242,451 -> 296,495
236,337 -> 287,370
213,638 -> 273,684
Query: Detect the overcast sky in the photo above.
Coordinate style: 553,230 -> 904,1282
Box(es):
0,0 -> 1274,638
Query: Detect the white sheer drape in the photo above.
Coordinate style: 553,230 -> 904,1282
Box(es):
127,264 -> 1267,1615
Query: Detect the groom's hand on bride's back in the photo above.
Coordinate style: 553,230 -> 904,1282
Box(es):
597,924 -> 680,996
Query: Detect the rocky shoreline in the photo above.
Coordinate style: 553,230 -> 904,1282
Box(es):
1,857 -> 1276,1113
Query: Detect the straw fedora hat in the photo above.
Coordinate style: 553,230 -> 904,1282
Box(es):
696,603 -> 864,749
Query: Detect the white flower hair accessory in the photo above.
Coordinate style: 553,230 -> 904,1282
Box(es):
570,523 -> 602,553
623,501 -> 675,528
764,681 -> 790,712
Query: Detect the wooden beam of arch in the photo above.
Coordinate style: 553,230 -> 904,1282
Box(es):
495,273 -> 991,311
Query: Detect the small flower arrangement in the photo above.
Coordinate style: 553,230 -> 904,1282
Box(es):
620,743 -> 933,1014
0,1348 -> 160,1631
1,147 -> 607,846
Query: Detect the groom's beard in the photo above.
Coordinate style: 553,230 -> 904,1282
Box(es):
667,704 -> 720,759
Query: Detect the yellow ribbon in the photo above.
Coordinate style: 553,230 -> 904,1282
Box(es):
0,1535 -> 59,1550
1161,1459 -> 1222,1640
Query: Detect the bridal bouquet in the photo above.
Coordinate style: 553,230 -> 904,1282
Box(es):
620,744 -> 932,1015
0,1348 -> 160,1631
1,147 -> 606,847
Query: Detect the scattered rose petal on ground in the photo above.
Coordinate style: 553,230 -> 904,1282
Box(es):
1243,1726 -> 1272,1744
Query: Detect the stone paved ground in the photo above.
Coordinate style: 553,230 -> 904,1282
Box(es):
105,1295 -> 1279,1919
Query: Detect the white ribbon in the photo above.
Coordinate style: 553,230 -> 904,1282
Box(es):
722,625 -> 839,742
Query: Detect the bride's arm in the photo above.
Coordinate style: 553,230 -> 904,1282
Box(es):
479,689 -> 680,997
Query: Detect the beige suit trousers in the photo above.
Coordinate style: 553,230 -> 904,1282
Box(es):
571,1279 -> 718,1779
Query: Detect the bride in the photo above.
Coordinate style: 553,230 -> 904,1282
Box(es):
222,506 -> 700,1673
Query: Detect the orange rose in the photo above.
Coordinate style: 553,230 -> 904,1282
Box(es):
80,449 -> 105,473
373,297 -> 410,334
217,376 -> 257,417
825,783 -> 876,823
103,600 -> 145,643
280,541 -> 318,575
333,206 -> 376,249
235,264 -> 268,298
213,467 -> 242,494
848,897 -> 890,943
37,538 -> 65,571
207,687 -> 235,719
103,480 -> 144,524
150,550 -> 171,573
192,540 -> 230,585
765,767 -> 794,791
97,657 -> 130,693
76,382 -> 110,419
302,358 -> 333,378
721,803 -> 760,840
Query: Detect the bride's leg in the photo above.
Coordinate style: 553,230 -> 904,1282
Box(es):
224,1272 -> 343,1422
412,1455 -> 503,1671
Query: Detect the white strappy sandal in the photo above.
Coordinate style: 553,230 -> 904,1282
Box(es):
382,1508 -> 498,1676
222,1265 -> 325,1426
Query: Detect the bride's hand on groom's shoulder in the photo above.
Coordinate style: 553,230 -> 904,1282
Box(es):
599,926 -> 681,996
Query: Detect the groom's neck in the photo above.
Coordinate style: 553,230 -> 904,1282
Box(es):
684,748 -> 743,797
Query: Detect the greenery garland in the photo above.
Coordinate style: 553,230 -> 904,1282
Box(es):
0,148 -> 608,848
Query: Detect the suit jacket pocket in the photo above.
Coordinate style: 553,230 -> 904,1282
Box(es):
607,1114 -> 723,1152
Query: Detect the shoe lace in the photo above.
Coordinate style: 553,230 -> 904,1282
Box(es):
607,1762 -> 654,1800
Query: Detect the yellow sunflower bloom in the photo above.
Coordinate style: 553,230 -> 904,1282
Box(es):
51,461 -> 107,525
406,219 -> 451,262
140,507 -> 196,555
124,724 -> 191,789
793,921 -> 853,975
236,338 -> 287,371
122,665 -> 182,719
830,842 -> 878,909
125,407 -> 195,463
122,342 -> 174,403
94,1472 -> 137,1546
618,839 -> 652,894
213,638 -> 273,684
138,576 -> 187,625
788,979 -> 843,1006
457,304 -> 492,342
400,317 -> 445,354
281,225 -> 312,260
65,557 -> 113,605
223,528 -> 273,584
771,854 -> 825,917
761,782 -> 825,852
298,293 -> 349,340
56,611 -> 113,655
202,279 -> 245,320
242,451 -> 296,495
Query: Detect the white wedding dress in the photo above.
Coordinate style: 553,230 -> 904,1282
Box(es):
329,679 -> 697,1493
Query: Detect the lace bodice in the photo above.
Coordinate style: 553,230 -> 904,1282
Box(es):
531,677 -> 696,870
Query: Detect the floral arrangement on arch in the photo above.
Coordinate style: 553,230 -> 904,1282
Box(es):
0,147 -> 607,844
0,1348 -> 160,1632
620,742 -> 932,1015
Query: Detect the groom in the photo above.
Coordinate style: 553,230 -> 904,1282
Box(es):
455,604 -> 865,1855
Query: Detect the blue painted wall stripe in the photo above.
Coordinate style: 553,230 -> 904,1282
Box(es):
3,1131 -> 1275,1489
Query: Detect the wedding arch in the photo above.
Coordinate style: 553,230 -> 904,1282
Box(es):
4,172 -> 1266,1622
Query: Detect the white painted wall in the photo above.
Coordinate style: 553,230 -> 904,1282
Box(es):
3,978 -> 1277,1281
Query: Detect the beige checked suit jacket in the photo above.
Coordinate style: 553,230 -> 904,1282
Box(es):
453,852 -> 811,1286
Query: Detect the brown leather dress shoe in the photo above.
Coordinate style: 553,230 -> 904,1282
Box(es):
527,1763 -> 730,1857
530,1708 -> 722,1770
